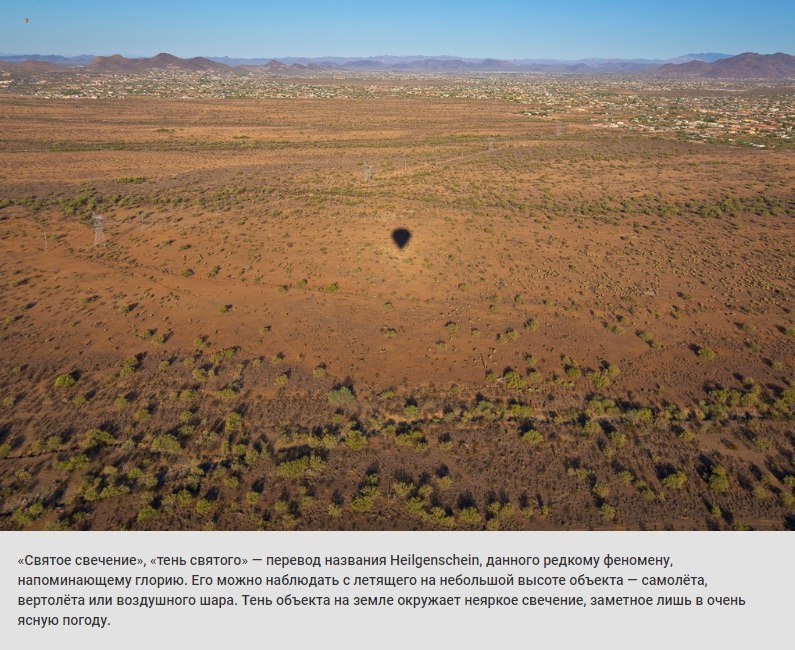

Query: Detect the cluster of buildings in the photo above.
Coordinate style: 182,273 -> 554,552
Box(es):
1,68 -> 791,148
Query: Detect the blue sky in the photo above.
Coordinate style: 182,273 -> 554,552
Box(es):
1,1 -> 793,59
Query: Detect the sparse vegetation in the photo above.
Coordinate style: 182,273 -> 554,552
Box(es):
1,70 -> 793,533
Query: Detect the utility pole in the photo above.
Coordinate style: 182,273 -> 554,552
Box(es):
92,212 -> 106,248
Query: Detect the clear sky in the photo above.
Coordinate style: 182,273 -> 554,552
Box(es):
1,1 -> 793,60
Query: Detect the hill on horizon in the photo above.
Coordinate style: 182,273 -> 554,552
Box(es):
656,52 -> 795,78
87,53 -> 230,73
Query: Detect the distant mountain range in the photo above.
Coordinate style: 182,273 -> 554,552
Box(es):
656,52 -> 795,79
1,51 -> 794,78
237,60 -> 329,74
0,53 -> 95,66
667,53 -> 733,64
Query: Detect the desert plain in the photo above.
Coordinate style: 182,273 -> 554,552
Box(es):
0,70 -> 793,530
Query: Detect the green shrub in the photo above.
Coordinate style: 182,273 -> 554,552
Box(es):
178,388 -> 196,401
327,386 -> 356,405
403,404 -> 421,420
392,482 -> 415,499
133,407 -> 150,421
637,331 -> 656,346
697,346 -> 716,360
522,429 -> 544,446
54,373 -> 76,388
600,504 -> 616,521
608,431 -> 626,448
151,434 -> 181,454
343,428 -> 366,451
526,370 -> 542,383
395,428 -> 426,450
350,492 -> 376,513
457,507 -> 482,525
137,505 -> 158,523
509,403 -> 534,418
662,472 -> 687,490
277,455 -> 325,479
224,412 -> 243,433
56,454 -> 89,472
118,356 -> 140,375
708,465 -> 730,492
625,407 -> 653,425
504,370 -> 526,389
13,502 -> 45,527
83,428 -> 115,448
582,418 -> 601,436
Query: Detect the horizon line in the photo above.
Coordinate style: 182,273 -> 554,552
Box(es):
5,51 -> 778,61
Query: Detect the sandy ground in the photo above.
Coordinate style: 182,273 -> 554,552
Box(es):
0,92 -> 793,530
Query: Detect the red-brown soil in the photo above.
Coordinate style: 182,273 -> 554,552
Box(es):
0,89 -> 793,530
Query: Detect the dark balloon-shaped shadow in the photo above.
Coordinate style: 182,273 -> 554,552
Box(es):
392,228 -> 411,249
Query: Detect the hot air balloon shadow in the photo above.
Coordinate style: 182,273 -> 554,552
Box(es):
391,228 -> 411,250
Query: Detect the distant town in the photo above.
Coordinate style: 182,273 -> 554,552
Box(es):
1,52 -> 792,150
